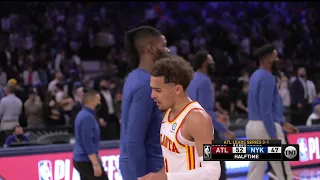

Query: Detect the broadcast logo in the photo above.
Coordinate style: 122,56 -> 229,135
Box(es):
283,145 -> 299,161
203,144 -> 212,161
38,160 -> 53,180
297,138 -> 309,162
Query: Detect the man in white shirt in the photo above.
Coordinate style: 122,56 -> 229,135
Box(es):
48,71 -> 64,92
306,105 -> 320,126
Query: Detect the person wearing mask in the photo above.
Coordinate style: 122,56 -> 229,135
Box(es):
187,50 -> 234,180
290,67 -> 316,125
0,84 -> 22,131
73,91 -> 108,180
4,125 -> 30,148
24,88 -> 44,128
96,78 -> 119,140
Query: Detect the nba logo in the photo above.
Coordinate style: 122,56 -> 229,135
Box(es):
38,160 -> 53,180
203,144 -> 212,161
297,138 -> 309,162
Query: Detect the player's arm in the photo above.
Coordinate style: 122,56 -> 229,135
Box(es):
127,84 -> 155,177
259,75 -> 277,139
166,110 -> 221,180
197,79 -> 227,133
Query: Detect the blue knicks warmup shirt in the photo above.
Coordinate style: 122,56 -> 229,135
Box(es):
120,68 -> 163,178
187,72 -> 227,133
248,68 -> 278,138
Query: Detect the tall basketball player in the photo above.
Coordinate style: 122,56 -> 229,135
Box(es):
120,26 -> 170,180
139,56 -> 221,180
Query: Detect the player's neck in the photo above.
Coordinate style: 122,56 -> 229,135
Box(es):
260,64 -> 271,72
139,55 -> 155,73
171,95 -> 193,116
197,69 -> 207,76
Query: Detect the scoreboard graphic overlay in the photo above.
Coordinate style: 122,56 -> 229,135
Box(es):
203,140 -> 299,161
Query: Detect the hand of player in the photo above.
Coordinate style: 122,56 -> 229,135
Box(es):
297,103 -> 302,109
138,173 -> 152,180
93,164 -> 102,177
224,130 -> 236,139
138,170 -> 167,180
99,118 -> 107,127
282,122 -> 299,134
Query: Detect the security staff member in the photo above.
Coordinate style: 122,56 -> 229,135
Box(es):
73,90 -> 108,180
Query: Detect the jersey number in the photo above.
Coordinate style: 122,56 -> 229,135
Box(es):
164,158 -> 168,173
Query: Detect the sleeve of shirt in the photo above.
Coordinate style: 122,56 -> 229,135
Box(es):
198,79 -> 227,133
0,98 -> 5,118
127,84 -> 154,177
80,115 -> 96,155
259,75 -> 277,138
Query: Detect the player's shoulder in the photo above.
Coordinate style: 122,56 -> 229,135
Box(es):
251,69 -> 274,82
185,108 -> 212,126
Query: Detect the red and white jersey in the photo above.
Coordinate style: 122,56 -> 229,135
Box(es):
160,101 -> 208,173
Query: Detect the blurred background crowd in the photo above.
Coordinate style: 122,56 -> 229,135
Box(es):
1,2 -> 320,147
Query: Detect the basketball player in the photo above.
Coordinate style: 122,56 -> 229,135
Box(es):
247,44 -> 298,180
120,26 -> 170,180
139,56 -> 221,180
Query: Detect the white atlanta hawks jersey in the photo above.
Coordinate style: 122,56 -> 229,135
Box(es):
160,101 -> 205,173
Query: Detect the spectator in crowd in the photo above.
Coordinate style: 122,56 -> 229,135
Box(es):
71,86 -> 85,129
114,89 -> 122,123
55,83 -> 66,103
236,81 -> 249,116
96,78 -> 119,140
278,75 -> 291,111
4,125 -> 30,148
290,67 -> 316,125
0,68 -> 7,86
237,70 -> 250,84
22,64 -> 41,87
0,84 -> 22,131
24,88 -> 44,128
59,93 -> 74,124
48,72 -> 64,92
54,50 -> 66,73
43,92 -> 65,127
215,84 -> 234,116
306,104 -> 320,126
312,90 -> 320,111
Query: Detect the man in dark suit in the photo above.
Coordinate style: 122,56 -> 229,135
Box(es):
96,78 -> 119,140
290,67 -> 309,125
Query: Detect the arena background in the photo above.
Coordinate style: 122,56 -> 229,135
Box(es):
0,2 -> 319,180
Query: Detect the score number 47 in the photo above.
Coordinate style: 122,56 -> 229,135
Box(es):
269,147 -> 281,153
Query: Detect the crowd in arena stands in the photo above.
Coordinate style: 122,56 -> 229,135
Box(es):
0,2 -> 320,147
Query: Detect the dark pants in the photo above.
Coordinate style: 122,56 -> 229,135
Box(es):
100,114 -> 120,140
73,161 -> 108,180
214,131 -> 226,180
